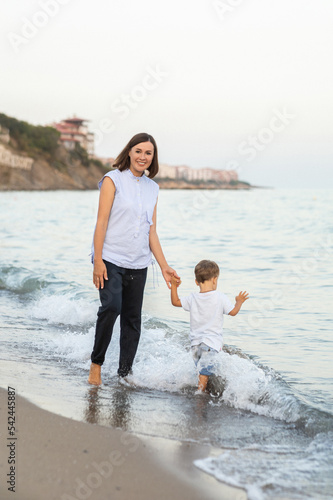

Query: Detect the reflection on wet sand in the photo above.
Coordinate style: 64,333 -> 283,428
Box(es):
84,384 -> 133,429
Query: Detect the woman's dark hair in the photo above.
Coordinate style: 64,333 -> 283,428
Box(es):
113,133 -> 159,178
195,260 -> 220,283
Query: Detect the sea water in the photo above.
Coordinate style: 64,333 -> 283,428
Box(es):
0,188 -> 332,500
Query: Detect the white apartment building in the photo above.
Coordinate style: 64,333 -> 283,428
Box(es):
156,163 -> 238,183
158,163 -> 178,179
52,117 -> 95,155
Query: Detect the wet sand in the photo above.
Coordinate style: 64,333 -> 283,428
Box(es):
0,387 -> 246,500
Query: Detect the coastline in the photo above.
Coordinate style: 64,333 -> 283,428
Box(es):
0,387 -> 246,500
0,179 -> 255,191
155,179 -> 253,190
0,114 -> 254,191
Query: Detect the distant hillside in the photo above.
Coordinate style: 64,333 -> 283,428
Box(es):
0,113 -> 252,191
0,113 -> 106,190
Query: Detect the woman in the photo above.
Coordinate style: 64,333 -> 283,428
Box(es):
88,132 -> 179,385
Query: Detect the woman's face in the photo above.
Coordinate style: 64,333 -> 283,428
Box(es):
128,141 -> 154,176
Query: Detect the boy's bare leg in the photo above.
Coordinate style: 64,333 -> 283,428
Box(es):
198,374 -> 209,392
88,363 -> 102,386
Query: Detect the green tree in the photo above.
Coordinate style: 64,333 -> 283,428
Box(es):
0,113 -> 60,159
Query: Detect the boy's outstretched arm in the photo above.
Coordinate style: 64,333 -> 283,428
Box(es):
171,275 -> 182,307
229,291 -> 249,316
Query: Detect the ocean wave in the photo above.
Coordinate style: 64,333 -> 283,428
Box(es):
24,308 -> 333,434
122,325 -> 318,427
0,265 -> 49,294
195,431 -> 333,500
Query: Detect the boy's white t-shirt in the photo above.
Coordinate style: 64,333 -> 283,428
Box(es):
180,290 -> 233,351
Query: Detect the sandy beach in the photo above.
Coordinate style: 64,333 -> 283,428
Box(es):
0,387 -> 246,500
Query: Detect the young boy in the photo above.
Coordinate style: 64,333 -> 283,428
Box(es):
171,260 -> 249,393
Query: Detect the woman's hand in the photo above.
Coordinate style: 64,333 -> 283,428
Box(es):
162,266 -> 180,289
93,259 -> 108,289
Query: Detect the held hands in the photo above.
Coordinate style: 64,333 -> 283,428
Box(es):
162,266 -> 181,289
235,291 -> 249,303
93,259 -> 108,289
171,275 -> 182,287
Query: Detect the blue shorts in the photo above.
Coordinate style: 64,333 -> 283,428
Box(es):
191,343 -> 219,376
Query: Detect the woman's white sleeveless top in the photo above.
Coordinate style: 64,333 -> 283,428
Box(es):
91,168 -> 159,269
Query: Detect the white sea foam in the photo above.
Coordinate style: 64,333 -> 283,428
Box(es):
195,432 -> 333,500
26,288 -> 321,426
126,327 -> 197,391
50,326 -> 96,368
216,351 -> 302,422
43,314 -> 303,423
31,293 -> 97,326
47,321 -> 197,388
133,334 -> 302,423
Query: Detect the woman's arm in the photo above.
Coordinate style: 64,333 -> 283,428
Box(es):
149,200 -> 180,289
93,177 -> 115,289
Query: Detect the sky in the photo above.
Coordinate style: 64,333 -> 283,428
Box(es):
1,0 -> 333,188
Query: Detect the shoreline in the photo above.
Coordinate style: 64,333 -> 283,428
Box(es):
0,183 -> 259,192
155,180 -> 254,190
0,387 -> 246,500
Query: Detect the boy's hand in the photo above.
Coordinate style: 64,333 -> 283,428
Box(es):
235,291 -> 249,303
229,291 -> 249,316
171,275 -> 182,307
161,267 -> 180,289
171,275 -> 181,287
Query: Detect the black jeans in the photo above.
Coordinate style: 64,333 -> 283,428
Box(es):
91,261 -> 147,377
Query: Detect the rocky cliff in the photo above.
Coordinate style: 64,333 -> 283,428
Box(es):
0,145 -> 105,191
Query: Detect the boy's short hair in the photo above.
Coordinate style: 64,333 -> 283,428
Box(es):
195,260 -> 220,283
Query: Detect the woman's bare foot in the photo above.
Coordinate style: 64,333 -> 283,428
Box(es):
88,363 -> 102,386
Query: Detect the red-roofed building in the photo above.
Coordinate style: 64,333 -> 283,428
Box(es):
52,117 -> 94,155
